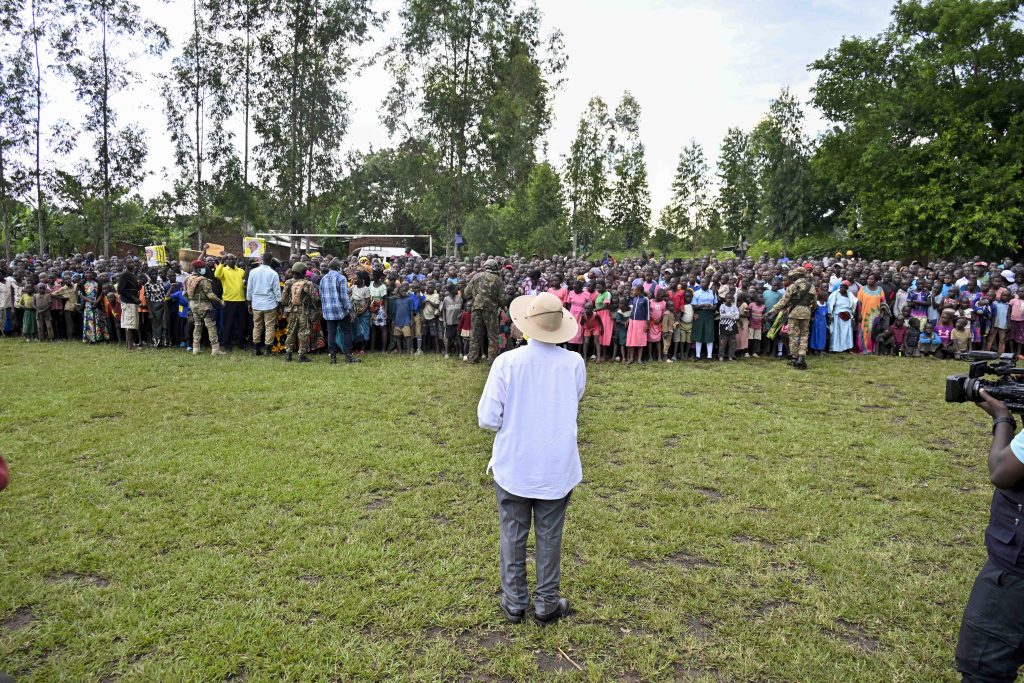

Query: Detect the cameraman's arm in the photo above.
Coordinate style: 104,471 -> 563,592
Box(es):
979,389 -> 1024,489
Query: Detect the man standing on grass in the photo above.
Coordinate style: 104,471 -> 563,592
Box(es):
215,254 -> 247,352
247,256 -> 281,356
117,261 -> 141,351
477,291 -> 584,626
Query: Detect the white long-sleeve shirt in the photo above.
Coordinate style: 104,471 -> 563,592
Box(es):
477,340 -> 586,500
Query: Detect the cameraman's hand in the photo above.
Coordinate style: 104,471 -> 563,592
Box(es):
979,389 -> 1012,419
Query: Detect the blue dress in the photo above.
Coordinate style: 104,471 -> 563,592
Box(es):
810,302 -> 828,351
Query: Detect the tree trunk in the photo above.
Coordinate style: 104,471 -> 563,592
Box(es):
288,7 -> 299,254
101,0 -> 111,259
1,145 -> 10,263
31,0 -> 44,256
194,0 -> 203,250
242,0 -> 251,236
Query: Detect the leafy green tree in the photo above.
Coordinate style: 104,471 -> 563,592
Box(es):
717,127 -> 758,242
254,0 -> 378,251
163,0 -> 235,250
607,92 -> 650,250
216,0 -> 271,231
749,88 -> 812,245
0,13 -> 34,261
564,96 -> 611,255
811,0 -> 1024,256
384,0 -> 562,254
56,0 -> 169,257
663,139 -> 709,247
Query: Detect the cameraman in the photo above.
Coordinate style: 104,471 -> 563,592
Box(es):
957,389 -> 1024,681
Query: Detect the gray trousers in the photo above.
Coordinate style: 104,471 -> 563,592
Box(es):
495,482 -> 571,613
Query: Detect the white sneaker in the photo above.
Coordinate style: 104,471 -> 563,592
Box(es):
415,349 -> 423,356
462,355 -> 468,361
666,358 -> 673,363
444,353 -> 449,359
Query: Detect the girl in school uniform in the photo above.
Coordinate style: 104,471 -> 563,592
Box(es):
626,286 -> 650,365
594,280 -> 614,354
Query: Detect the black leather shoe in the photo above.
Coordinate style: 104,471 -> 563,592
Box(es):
330,354 -> 337,365
499,596 -> 525,624
285,352 -> 293,362
253,345 -> 262,357
533,598 -> 570,626
298,355 -> 312,363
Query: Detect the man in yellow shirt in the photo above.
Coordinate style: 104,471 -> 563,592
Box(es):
215,254 -> 247,351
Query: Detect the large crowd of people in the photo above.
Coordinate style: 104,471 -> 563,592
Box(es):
1,248 -> 1022,368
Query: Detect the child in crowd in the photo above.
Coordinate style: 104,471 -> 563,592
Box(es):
748,293 -> 764,357
951,317 -> 972,358
890,316 -> 908,356
457,300 -> 472,361
21,286 -> 36,341
904,317 -> 921,357
678,291 -> 694,361
919,321 -> 942,357
612,297 -> 630,362
986,290 -> 1011,354
392,284 -> 414,354
33,284 -> 54,341
409,281 -> 425,355
581,302 -> 603,362
810,289 -> 828,355
935,311 -> 955,354
169,283 -> 190,350
661,299 -> 677,363
103,285 -> 121,343
422,282 -> 440,354
736,292 -> 750,358
626,285 -> 649,365
440,285 -> 462,359
647,290 -> 666,362
718,292 -> 739,362
1010,290 -> 1024,357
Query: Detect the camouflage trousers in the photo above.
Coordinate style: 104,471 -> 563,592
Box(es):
192,306 -> 219,350
467,308 -> 498,363
789,316 -> 811,358
286,312 -> 312,354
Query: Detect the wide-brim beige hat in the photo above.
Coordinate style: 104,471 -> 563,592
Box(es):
509,292 -> 578,344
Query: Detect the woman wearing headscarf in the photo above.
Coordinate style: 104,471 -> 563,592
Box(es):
827,281 -> 857,353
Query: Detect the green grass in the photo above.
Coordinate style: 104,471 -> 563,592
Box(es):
0,339 -> 996,681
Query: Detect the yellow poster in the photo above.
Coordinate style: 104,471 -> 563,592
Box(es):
243,237 -> 266,258
145,245 -> 168,266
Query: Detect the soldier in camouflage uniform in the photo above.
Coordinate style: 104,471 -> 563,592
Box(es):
185,259 -> 225,356
463,259 -> 503,363
282,262 -> 317,363
770,266 -> 815,370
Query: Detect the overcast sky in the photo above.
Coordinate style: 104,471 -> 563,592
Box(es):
51,0 -> 896,215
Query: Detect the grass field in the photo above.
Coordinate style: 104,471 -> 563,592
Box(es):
0,339 -> 998,682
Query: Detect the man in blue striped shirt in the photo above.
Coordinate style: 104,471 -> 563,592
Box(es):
319,259 -> 360,364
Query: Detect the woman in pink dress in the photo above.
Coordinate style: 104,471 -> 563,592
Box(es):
647,290 -> 666,362
566,280 -> 590,353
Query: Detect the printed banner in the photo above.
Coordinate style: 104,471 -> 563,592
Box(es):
243,237 -> 266,258
145,244 -> 168,266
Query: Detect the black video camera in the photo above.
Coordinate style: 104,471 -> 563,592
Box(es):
946,351 -> 1024,414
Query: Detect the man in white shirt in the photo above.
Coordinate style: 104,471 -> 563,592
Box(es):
477,292 -> 585,626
